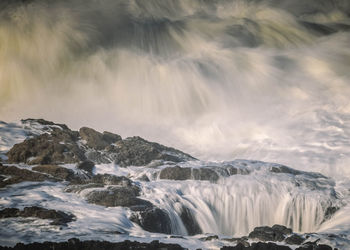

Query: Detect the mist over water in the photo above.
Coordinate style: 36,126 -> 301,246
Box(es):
1,0 -> 350,177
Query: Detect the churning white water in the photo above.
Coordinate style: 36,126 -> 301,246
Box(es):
1,1 -> 350,248
1,0 -> 350,178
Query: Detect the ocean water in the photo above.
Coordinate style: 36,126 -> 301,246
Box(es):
1,0 -> 350,249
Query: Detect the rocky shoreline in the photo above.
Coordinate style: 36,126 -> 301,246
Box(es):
0,119 -> 339,250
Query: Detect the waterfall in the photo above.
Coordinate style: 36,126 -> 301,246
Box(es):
141,170 -> 338,236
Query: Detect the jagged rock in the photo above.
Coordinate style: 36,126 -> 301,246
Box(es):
130,207 -> 172,234
137,174 -> 150,182
6,127 -> 85,165
222,242 -> 292,250
0,238 -> 185,250
179,206 -> 201,235
285,234 -> 305,245
248,225 -> 292,242
85,186 -> 151,208
324,206 -> 339,221
0,165 -> 56,188
76,161 -> 95,175
79,127 -> 118,150
0,206 -> 75,226
109,136 -> 196,167
32,165 -> 76,181
102,131 -> 122,144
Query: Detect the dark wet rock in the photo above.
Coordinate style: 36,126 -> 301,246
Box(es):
130,207 -> 172,234
270,165 -> 303,175
85,185 -> 151,208
0,238 -> 185,250
7,128 -> 85,165
248,225 -> 292,242
109,136 -> 196,167
324,206 -> 339,221
90,174 -> 133,186
159,166 -> 220,181
79,127 -> 112,150
296,241 -> 333,250
222,242 -> 292,249
272,225 -> 292,235
180,206 -> 201,235
200,235 -> 219,241
0,206 -> 75,226
170,235 -> 185,239
0,165 -> 56,188
102,131 -> 122,144
285,234 -> 305,245
32,165 -> 76,181
159,166 -> 192,180
192,168 -> 219,182
76,161 -> 95,175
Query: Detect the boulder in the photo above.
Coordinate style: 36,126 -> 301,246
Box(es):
0,165 -> 56,188
159,166 -> 219,181
285,234 -> 305,245
109,136 -> 196,167
130,207 -> 172,234
6,128 -> 85,165
0,206 -> 75,226
248,225 -> 292,242
79,127 -> 113,150
85,186 -> 152,208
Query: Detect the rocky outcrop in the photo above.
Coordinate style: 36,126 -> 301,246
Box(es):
79,127 -> 121,150
130,207 -> 172,234
0,238 -> 185,250
107,136 -> 196,167
0,206 -> 75,226
6,119 -> 195,166
85,186 -> 152,208
6,127 -> 85,165
0,165 -> 56,188
248,225 -> 292,242
285,234 -> 305,245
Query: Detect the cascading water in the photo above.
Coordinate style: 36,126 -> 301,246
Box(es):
138,161 -> 339,236
1,0 -> 350,248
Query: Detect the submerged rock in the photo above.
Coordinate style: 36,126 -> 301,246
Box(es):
179,206 -> 202,235
0,206 -> 75,226
76,161 -> 95,175
159,166 -> 219,182
130,207 -> 172,234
